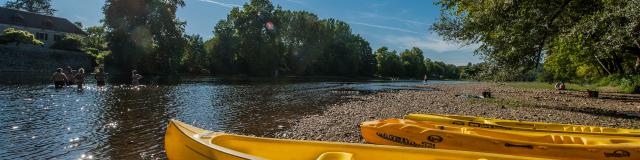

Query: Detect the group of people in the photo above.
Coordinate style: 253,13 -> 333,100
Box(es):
51,66 -> 142,90
51,66 -> 87,89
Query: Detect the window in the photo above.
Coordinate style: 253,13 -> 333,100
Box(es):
36,32 -> 46,40
44,33 -> 49,41
54,35 -> 62,41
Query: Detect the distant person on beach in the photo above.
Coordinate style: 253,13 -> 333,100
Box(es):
63,66 -> 73,85
51,68 -> 68,89
95,69 -> 107,87
423,74 -> 428,81
75,68 -> 85,90
555,81 -> 566,90
131,70 -> 143,86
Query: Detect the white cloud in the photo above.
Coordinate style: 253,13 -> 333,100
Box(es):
283,0 -> 305,5
198,0 -> 242,8
384,34 -> 479,53
355,12 -> 427,26
349,21 -> 424,35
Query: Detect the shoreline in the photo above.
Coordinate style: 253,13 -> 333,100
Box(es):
275,82 -> 640,143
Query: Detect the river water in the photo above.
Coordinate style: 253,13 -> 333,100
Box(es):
0,74 -> 463,159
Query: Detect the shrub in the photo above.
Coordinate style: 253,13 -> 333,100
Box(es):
50,34 -> 84,51
0,28 -> 44,46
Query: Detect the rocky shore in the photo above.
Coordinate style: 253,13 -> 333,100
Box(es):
275,82 -> 640,143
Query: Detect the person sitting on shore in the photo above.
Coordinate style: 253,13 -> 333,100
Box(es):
75,68 -> 86,90
51,68 -> 68,89
555,81 -> 566,90
131,70 -> 143,86
95,69 -> 107,87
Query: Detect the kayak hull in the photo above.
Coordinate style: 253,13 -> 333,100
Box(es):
164,119 -> 547,160
360,119 -> 640,160
405,114 -> 640,137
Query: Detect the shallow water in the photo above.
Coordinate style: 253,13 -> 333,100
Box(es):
0,75 -> 463,159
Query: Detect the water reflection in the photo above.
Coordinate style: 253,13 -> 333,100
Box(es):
0,75 -> 461,159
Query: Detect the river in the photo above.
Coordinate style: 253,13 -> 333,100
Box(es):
0,74 -> 464,159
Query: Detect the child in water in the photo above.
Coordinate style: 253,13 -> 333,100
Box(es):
75,68 -> 85,90
51,68 -> 68,89
131,70 -> 143,86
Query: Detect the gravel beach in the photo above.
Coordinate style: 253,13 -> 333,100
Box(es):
275,82 -> 640,143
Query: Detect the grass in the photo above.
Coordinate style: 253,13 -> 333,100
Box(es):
505,82 -> 598,91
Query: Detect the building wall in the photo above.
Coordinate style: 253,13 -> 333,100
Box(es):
0,23 -> 79,48
0,45 -> 93,72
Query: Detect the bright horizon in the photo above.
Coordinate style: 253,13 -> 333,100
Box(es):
0,0 -> 482,65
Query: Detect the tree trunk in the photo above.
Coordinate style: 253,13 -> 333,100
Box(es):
635,55 -> 640,73
594,55 -> 612,75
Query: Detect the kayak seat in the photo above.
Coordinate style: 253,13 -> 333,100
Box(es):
316,152 -> 354,160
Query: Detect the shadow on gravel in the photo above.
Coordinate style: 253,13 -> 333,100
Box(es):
535,105 -> 640,120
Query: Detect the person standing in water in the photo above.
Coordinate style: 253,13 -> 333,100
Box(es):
131,70 -> 143,86
423,74 -> 428,84
95,69 -> 107,87
63,66 -> 73,85
51,68 -> 68,89
75,68 -> 86,90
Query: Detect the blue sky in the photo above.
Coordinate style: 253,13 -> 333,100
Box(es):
1,0 -> 481,65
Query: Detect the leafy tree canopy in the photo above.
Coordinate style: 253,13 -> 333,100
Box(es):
5,0 -> 55,15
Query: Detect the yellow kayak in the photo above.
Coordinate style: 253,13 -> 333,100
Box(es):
164,119 -> 547,160
405,114 -> 640,137
361,119 -> 640,160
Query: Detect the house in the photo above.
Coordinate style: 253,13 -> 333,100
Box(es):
0,7 -> 87,47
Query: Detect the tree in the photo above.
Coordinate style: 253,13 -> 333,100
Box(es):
83,26 -> 111,65
432,0 -> 609,80
181,34 -> 207,73
5,0 -> 55,15
374,47 -> 403,77
400,47 -> 426,78
205,0 -> 376,77
0,28 -> 43,46
50,34 -> 84,51
103,0 -> 187,74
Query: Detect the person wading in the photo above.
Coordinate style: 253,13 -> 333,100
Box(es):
131,70 -> 143,86
51,68 -> 68,89
95,69 -> 107,87
63,66 -> 73,85
75,68 -> 86,90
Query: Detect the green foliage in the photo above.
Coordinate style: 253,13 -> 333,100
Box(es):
4,0 -> 55,15
373,46 -> 461,79
459,62 -> 487,80
424,58 -> 460,80
433,0 -> 640,81
206,0 -> 376,77
50,34 -> 84,51
375,47 -> 403,77
181,34 -> 208,73
595,75 -> 640,93
0,28 -> 44,46
103,0 -> 187,75
83,26 -> 111,65
400,47 -> 426,78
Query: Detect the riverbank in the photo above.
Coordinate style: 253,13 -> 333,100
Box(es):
275,82 -> 640,143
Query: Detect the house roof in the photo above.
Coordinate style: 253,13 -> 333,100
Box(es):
0,7 -> 87,35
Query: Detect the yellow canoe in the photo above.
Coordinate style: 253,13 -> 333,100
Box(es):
361,118 -> 640,160
405,114 -> 640,137
164,119 -> 548,160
